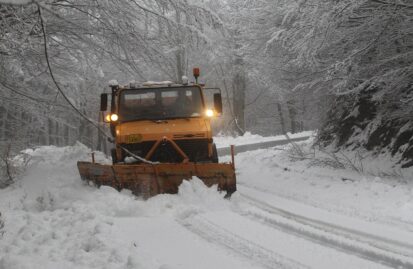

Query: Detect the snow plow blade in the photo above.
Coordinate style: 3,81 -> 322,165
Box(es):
77,162 -> 236,199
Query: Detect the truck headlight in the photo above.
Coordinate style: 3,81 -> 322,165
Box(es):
110,114 -> 119,121
205,109 -> 214,117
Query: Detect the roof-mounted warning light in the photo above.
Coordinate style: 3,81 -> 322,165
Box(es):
193,67 -> 200,84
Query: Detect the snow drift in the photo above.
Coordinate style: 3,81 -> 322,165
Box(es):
0,143 -> 231,269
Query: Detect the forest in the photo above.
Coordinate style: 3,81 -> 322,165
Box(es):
1,0 -> 412,185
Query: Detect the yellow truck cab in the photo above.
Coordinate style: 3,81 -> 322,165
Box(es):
101,79 -> 223,164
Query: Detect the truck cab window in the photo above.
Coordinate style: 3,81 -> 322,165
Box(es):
119,87 -> 204,121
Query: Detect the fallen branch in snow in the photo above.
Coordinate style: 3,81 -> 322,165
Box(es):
295,145 -> 409,180
308,154 -> 346,170
339,150 -> 364,173
284,133 -> 305,157
307,148 -> 366,173
287,141 -> 367,172
287,138 -> 315,161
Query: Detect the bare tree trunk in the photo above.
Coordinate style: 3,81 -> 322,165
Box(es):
276,102 -> 286,134
55,121 -> 60,146
215,64 -> 242,136
287,99 -> 297,134
232,56 -> 246,135
47,118 -> 54,145
64,124 -> 69,145
176,48 -> 184,83
78,116 -> 86,145
0,108 -> 7,142
301,96 -> 306,131
1,144 -> 14,186
174,9 -> 185,83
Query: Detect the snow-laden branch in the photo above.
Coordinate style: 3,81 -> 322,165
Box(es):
0,0 -> 32,4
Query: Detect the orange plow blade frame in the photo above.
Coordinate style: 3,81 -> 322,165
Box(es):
77,161 -> 236,199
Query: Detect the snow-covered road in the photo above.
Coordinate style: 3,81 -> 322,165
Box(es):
1,135 -> 413,269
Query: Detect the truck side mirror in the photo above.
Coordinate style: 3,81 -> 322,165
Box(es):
100,93 -> 108,111
213,93 -> 223,114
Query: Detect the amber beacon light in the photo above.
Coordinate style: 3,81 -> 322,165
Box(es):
193,67 -> 200,83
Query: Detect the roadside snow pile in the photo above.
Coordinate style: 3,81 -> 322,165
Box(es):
0,143 -> 231,269
228,138 -> 413,227
214,130 -> 313,148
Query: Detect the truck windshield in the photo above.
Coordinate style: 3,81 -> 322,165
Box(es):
118,87 -> 204,121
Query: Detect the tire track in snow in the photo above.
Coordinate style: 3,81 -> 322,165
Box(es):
239,182 -> 413,237
177,215 -> 309,269
240,192 -> 413,269
386,218 -> 413,233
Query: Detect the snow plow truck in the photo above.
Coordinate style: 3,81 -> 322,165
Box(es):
77,68 -> 236,199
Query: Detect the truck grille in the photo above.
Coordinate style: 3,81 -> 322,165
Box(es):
120,139 -> 209,163
121,141 -> 156,158
174,139 -> 209,162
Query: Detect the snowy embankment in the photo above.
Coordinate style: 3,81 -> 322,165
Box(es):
0,144 -> 245,269
219,137 -> 413,226
1,138 -> 413,268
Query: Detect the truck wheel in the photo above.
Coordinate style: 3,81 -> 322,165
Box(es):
111,148 -> 118,164
212,143 -> 218,163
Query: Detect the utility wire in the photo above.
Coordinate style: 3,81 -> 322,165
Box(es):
37,4 -> 156,165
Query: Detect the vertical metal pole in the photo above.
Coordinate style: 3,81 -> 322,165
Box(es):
230,145 -> 235,169
91,152 -> 95,164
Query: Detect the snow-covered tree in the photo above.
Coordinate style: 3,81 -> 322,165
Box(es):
0,0 -> 226,152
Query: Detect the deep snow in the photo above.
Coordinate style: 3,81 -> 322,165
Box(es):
1,137 -> 413,269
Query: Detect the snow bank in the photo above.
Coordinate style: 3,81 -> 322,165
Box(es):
0,143 -> 231,269
230,138 -> 413,226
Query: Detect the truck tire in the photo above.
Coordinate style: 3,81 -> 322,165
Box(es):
212,143 -> 218,163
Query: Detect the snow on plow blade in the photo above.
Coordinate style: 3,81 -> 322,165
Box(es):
77,162 -> 236,199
